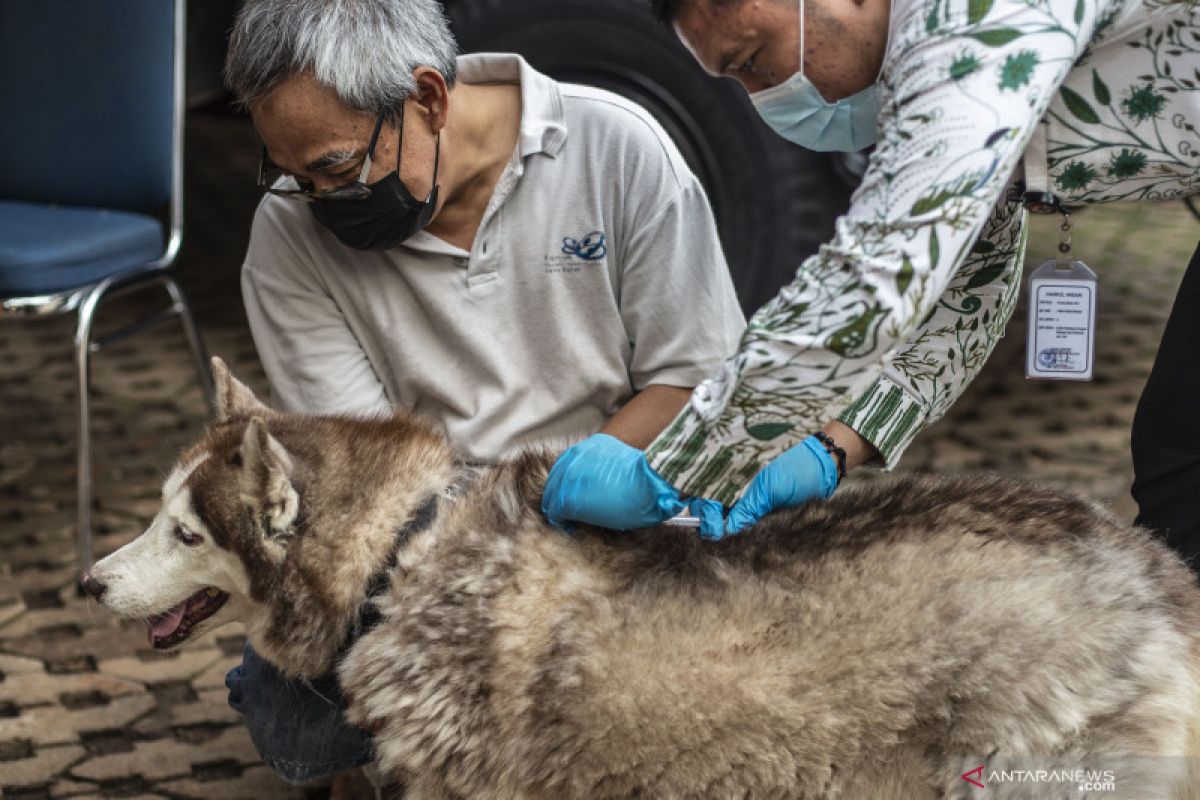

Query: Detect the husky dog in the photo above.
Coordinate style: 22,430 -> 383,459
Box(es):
84,359 -> 1200,799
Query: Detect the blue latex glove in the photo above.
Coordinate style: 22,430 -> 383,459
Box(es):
722,435 -> 839,537
543,433 -> 700,532
691,499 -> 728,541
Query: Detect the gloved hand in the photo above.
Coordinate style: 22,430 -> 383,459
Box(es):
543,433 -> 702,532
691,499 -> 728,541
722,435 -> 839,536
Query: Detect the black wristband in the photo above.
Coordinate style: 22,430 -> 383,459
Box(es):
813,431 -> 847,482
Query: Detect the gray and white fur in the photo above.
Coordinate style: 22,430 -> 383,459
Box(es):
89,358 -> 1200,799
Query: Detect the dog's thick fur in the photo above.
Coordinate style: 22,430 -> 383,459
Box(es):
89,360 -> 1200,799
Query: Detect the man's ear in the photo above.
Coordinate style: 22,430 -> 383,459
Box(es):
412,66 -> 449,133
212,357 -> 272,423
239,416 -> 300,537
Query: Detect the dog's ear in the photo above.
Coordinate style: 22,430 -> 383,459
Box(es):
239,416 -> 299,537
212,357 -> 272,423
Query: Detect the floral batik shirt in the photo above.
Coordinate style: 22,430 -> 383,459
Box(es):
646,0 -> 1200,504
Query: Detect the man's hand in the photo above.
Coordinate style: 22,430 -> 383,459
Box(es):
542,434 -> 692,532
722,436 -> 839,536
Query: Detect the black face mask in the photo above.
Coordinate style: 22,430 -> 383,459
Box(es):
310,111 -> 441,251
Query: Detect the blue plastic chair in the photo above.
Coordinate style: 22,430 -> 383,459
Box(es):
0,0 -> 215,570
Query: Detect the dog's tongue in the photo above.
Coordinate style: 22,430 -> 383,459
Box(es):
148,602 -> 186,644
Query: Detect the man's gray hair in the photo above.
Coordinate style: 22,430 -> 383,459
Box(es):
225,0 -> 459,118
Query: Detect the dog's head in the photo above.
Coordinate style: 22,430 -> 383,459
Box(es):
81,358 -> 303,652
84,358 -> 457,676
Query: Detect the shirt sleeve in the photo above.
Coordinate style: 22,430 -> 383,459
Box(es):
645,0 -> 1104,504
618,177 -> 747,392
241,202 -> 393,417
837,191 -> 1028,468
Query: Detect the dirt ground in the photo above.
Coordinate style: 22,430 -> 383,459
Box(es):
1,108 -> 1196,799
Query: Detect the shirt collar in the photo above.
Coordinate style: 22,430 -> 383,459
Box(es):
398,54 -> 566,258
454,53 -> 567,159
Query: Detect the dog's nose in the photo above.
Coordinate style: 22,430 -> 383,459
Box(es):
79,572 -> 106,601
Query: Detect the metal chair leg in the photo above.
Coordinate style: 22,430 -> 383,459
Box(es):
162,275 -> 216,417
70,272 -> 213,572
74,284 -> 106,573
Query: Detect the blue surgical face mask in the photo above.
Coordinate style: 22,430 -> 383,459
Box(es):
750,0 -> 881,152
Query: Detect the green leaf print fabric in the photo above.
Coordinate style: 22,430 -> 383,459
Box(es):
646,0 -> 1199,505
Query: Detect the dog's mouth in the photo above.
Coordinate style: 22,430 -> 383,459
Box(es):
147,587 -> 228,649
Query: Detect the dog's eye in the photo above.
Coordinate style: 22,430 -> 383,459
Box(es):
175,527 -> 203,547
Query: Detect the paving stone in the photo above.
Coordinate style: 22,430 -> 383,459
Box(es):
97,647 -> 222,686
0,693 -> 157,746
0,670 -> 144,708
0,605 -> 123,639
159,765 -> 307,800
69,726 -> 260,783
20,589 -> 66,612
91,511 -> 145,540
192,652 -> 245,692
3,624 -> 148,666
164,689 -> 242,729
128,711 -> 173,740
48,777 -> 98,797
8,567 -> 78,598
1,496 -> 61,521
0,568 -> 26,628
0,653 -> 45,676
177,620 -> 246,654
0,743 -> 86,789
147,680 -> 199,708
8,544 -> 76,572
43,656 -> 98,677
215,630 -> 249,656
54,584 -> 84,608
0,737 -> 35,760
0,444 -> 37,490
0,343 -> 43,376
117,497 -> 168,522
0,601 -> 27,629
130,688 -> 240,739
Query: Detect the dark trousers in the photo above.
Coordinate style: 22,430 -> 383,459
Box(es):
1132,241 -> 1200,569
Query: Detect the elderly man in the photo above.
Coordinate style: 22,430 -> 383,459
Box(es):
219,0 -> 744,787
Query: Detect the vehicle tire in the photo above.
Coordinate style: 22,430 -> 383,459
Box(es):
443,0 -> 856,316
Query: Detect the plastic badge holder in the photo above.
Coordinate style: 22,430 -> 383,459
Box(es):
1025,259 -> 1098,381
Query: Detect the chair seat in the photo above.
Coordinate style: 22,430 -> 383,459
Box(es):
0,200 -> 164,296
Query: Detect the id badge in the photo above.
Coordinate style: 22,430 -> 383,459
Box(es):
1025,259 -> 1097,381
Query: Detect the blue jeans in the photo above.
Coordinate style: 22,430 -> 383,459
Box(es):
225,643 -> 373,784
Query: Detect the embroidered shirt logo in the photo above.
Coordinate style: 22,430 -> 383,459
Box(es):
561,231 -> 607,261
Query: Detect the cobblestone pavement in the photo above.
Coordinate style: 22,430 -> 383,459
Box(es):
1,106 -> 1197,798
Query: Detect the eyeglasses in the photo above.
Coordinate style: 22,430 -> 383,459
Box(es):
257,110 -> 389,202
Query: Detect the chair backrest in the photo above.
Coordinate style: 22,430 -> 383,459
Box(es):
0,0 -> 182,213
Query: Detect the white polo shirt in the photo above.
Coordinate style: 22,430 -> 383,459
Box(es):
242,53 -> 745,463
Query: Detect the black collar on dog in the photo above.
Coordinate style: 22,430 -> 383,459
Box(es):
344,494 -> 439,647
